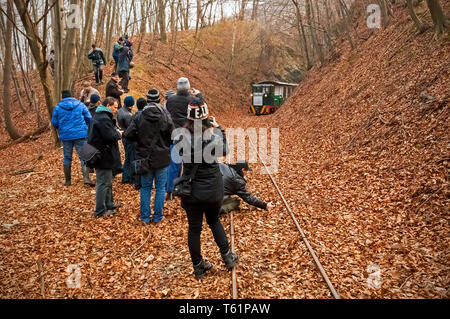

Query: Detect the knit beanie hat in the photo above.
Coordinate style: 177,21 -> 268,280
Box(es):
165,90 -> 176,100
177,77 -> 190,91
147,89 -> 160,103
90,94 -> 100,104
187,97 -> 209,121
62,90 -> 72,99
137,98 -> 147,110
124,96 -> 135,107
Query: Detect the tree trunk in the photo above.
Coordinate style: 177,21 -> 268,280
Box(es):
407,0 -> 427,33
13,0 -> 57,137
2,0 -> 21,140
292,0 -> 312,70
158,0 -> 167,42
74,0 -> 96,84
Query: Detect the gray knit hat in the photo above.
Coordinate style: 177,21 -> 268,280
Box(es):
177,77 -> 190,91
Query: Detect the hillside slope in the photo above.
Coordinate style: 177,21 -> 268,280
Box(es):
243,4 -> 449,297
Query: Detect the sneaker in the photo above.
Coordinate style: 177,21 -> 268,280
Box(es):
221,251 -> 238,270
105,210 -> 116,216
193,259 -> 213,280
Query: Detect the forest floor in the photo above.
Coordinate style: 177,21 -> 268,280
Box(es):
0,5 -> 449,299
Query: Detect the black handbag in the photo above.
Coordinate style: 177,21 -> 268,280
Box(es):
173,164 -> 199,198
79,142 -> 102,168
132,157 -> 151,176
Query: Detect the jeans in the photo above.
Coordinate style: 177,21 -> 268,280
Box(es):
93,64 -> 103,83
122,139 -> 136,184
94,168 -> 114,217
166,144 -> 182,193
62,138 -> 86,166
183,201 -> 229,266
140,167 -> 168,223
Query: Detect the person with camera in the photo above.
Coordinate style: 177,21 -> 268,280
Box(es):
123,89 -> 174,224
219,161 -> 275,215
165,77 -> 204,200
174,98 -> 238,280
88,97 -> 122,218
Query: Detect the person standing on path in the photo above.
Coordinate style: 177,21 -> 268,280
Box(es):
51,90 -> 95,187
105,72 -> 124,108
165,77 -> 203,200
117,46 -> 131,93
176,99 -> 238,279
124,89 -> 174,224
118,96 -> 136,184
112,37 -> 123,72
87,44 -> 106,85
80,81 -> 100,105
88,97 -> 123,218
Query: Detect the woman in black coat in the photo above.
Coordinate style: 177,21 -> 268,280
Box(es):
176,98 -> 238,279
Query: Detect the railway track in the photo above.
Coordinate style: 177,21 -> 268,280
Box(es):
227,137 -> 340,299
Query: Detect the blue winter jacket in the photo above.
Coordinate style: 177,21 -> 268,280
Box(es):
51,97 -> 92,141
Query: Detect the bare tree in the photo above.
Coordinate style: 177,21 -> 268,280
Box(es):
425,0 -> 449,39
1,0 -> 22,140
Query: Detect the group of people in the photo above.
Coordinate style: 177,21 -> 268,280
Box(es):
51,73 -> 275,279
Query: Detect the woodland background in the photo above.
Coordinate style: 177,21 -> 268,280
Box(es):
0,0 -> 448,299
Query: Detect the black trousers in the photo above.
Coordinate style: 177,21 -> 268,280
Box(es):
119,70 -> 129,90
182,200 -> 229,266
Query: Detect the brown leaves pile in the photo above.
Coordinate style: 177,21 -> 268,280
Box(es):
0,5 -> 448,299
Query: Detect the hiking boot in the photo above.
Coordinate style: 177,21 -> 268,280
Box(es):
193,259 -> 213,280
63,164 -> 71,186
221,251 -> 238,270
82,165 -> 95,187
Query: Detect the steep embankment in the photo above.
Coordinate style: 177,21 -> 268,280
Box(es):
239,4 -> 449,298
0,6 -> 448,299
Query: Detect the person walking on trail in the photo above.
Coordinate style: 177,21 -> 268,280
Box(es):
106,72 -> 124,108
118,46 -> 132,93
88,44 -> 106,85
219,161 -> 275,215
118,96 -> 136,184
88,97 -> 123,218
80,81 -> 100,105
174,98 -> 238,279
51,90 -> 95,187
165,77 -> 203,200
112,37 -> 124,72
124,89 -> 174,224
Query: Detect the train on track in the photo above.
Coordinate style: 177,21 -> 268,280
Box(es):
248,81 -> 298,115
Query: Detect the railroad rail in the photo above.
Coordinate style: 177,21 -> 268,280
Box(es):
228,137 -> 340,299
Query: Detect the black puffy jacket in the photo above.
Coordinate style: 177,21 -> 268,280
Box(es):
87,106 -> 122,171
179,127 -> 228,204
219,163 -> 267,210
123,103 -> 174,169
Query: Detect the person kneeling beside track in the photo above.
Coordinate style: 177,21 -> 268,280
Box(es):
219,160 -> 275,215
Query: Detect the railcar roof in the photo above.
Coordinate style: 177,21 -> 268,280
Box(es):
255,80 -> 298,87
